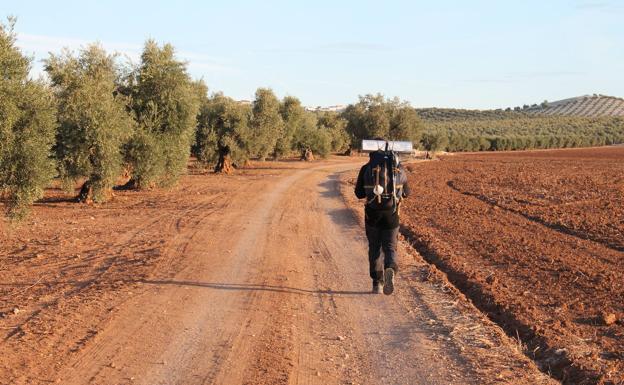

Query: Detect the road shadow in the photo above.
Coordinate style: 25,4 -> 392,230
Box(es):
317,173 -> 361,227
318,175 -> 341,198
140,279 -> 371,296
327,208 -> 359,227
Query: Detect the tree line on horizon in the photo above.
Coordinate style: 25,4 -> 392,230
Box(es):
2,18 -> 624,221
418,108 -> 624,152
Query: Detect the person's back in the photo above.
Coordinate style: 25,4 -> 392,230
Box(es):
355,150 -> 410,294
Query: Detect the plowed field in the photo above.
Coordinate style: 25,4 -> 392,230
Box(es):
400,147 -> 624,384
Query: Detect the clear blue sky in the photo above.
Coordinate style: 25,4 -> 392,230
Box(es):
3,0 -> 623,109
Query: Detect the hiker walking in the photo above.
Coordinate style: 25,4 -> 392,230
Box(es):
354,146 -> 410,295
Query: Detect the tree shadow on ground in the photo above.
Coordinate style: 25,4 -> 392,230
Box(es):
0,279 -> 371,296
33,196 -> 77,204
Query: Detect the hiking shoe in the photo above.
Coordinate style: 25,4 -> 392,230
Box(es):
383,268 -> 395,295
372,282 -> 383,294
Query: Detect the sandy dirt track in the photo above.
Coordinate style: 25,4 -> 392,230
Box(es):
1,158 -> 554,385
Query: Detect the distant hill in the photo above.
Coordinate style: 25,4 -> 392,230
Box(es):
525,95 -> 624,117
415,97 -> 624,152
416,95 -> 624,120
416,108 -> 525,121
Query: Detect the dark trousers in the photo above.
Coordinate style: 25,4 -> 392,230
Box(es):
365,224 -> 399,283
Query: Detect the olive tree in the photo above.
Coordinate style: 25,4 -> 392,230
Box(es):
275,96 -> 305,158
0,18 -> 56,219
250,88 -> 283,161
342,94 -> 423,149
342,94 -> 388,146
45,44 -> 132,203
388,101 -> 424,143
420,131 -> 449,153
125,40 -> 199,188
317,111 -> 350,153
195,93 -> 252,173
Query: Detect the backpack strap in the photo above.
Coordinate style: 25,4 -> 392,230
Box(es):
374,165 -> 381,204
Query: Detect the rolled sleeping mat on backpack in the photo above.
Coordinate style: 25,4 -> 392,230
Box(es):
361,140 -> 413,154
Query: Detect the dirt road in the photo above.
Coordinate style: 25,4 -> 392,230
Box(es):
2,159 -> 554,385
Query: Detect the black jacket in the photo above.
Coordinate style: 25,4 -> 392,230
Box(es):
354,163 -> 410,229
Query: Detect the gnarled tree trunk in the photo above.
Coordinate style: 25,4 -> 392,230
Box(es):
301,148 -> 314,162
117,178 -> 138,190
215,145 -> 234,174
77,180 -> 93,203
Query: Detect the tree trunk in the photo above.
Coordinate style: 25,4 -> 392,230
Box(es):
214,145 -> 234,174
117,178 -> 138,190
301,148 -> 314,161
343,148 -> 353,156
77,180 -> 93,203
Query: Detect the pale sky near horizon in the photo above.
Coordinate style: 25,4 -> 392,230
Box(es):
2,0 -> 623,109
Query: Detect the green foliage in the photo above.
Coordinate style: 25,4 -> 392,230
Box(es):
387,104 -> 423,143
46,44 -> 133,202
126,40 -> 199,187
276,96 -> 304,159
276,99 -> 350,158
250,88 -> 284,161
342,94 -> 424,147
194,93 -> 350,167
291,112 -> 331,157
420,131 -> 448,152
416,108 -> 525,121
419,110 -> 624,152
0,18 -> 56,219
195,93 -> 252,166
316,111 -> 349,153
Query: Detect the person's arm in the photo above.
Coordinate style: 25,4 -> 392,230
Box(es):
402,180 -> 410,198
354,165 -> 367,199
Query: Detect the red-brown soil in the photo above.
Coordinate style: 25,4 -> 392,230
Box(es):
0,158 -> 555,385
399,147 -> 624,384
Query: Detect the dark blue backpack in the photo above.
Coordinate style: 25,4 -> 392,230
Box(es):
363,151 -> 402,211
